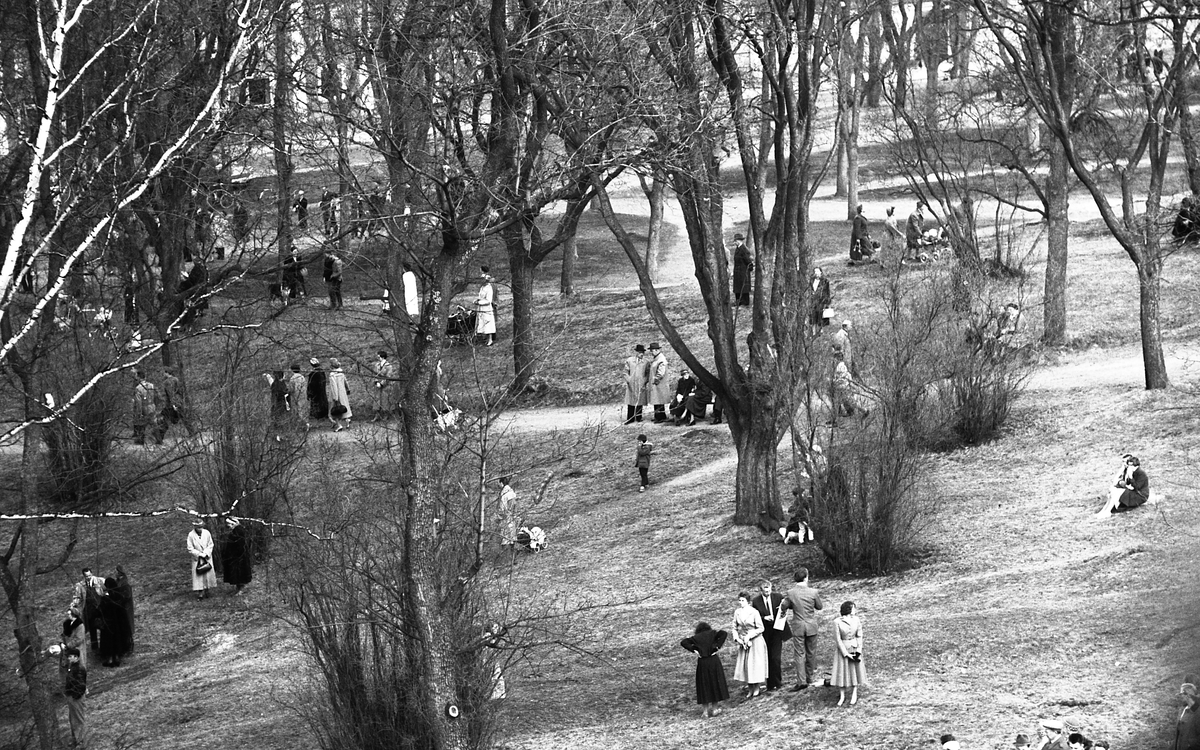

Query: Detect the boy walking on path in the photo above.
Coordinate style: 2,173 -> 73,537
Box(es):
63,646 -> 90,748
634,434 -> 654,492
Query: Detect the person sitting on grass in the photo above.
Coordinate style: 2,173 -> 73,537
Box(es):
1095,453 -> 1150,517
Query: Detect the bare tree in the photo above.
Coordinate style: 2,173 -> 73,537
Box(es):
590,0 -> 838,529
974,0 -> 1199,388
0,0 -> 270,744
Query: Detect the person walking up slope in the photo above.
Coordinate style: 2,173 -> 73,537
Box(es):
634,434 -> 653,492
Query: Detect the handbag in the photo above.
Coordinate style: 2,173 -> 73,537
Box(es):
195,556 -> 211,575
330,402 -> 347,417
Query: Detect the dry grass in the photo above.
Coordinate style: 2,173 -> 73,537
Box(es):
2,184 -> 1200,750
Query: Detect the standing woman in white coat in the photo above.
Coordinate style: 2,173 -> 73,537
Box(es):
325,358 -> 353,432
187,518 -> 217,600
474,267 -> 496,347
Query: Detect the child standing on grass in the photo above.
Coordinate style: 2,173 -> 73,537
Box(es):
635,434 -> 653,492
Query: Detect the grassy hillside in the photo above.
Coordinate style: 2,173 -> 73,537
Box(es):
1,189 -> 1199,750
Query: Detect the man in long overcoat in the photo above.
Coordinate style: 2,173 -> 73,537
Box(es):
732,233 -> 753,306
623,344 -> 648,424
645,343 -> 671,423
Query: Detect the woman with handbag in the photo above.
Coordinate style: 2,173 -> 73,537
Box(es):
325,358 -> 353,432
832,600 -> 866,706
731,591 -> 768,698
187,518 -> 217,600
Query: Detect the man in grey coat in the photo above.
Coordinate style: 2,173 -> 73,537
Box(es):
645,342 -> 671,423
623,344 -> 648,424
779,566 -> 824,691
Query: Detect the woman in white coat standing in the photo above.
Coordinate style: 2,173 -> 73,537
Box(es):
474,268 -> 496,347
325,358 -> 353,432
187,518 -> 217,600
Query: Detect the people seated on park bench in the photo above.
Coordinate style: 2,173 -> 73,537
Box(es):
1095,453 -> 1150,517
670,369 -> 696,425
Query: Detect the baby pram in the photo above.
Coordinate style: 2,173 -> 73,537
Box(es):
446,305 -> 477,345
515,525 -> 548,552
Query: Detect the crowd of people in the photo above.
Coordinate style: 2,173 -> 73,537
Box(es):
44,516 -> 255,747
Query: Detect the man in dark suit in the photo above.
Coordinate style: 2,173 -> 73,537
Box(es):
780,566 -> 824,691
752,580 -> 792,692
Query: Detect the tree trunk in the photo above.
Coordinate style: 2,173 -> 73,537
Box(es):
1043,139 -> 1069,346
559,232 -> 576,296
864,7 -> 883,108
644,174 -> 665,284
507,226 -> 538,394
729,412 -> 784,530
1137,254 -> 1169,389
273,0 -> 294,264
1178,84 -> 1200,195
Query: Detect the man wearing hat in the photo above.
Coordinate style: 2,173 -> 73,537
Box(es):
830,319 -> 854,375
623,345 -> 649,424
732,233 -> 753,306
905,201 -> 926,263
1014,733 -> 1033,749
1035,719 -> 1069,750
646,343 -> 671,423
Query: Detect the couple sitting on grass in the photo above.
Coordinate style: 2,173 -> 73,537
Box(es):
1094,453 -> 1150,518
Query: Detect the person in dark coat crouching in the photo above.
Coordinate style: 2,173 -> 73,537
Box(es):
681,621 -> 730,718
222,517 -> 253,595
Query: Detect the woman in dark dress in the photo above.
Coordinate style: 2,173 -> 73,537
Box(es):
98,578 -> 132,667
809,267 -> 832,330
306,358 -> 329,420
222,517 -> 253,595
681,621 -> 730,718
1095,453 -> 1150,517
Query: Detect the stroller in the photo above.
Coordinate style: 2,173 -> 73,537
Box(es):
515,526 -> 548,552
446,305 -> 477,345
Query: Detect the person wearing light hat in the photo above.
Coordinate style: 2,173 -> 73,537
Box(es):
623,345 -> 649,424
646,343 -> 671,423
732,233 -> 753,306
1035,718 -> 1069,750
940,734 -> 961,750
187,517 -> 217,600
474,266 -> 497,347
830,319 -> 854,375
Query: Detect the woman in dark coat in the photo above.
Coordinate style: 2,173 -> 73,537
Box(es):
681,621 -> 730,718
98,578 -> 132,667
113,566 -> 134,652
222,517 -> 253,595
809,267 -> 833,329
1095,453 -> 1150,517
306,358 -> 329,420
732,234 -> 753,306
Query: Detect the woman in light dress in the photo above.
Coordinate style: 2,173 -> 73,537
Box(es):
187,518 -> 217,600
831,600 -> 866,706
474,268 -> 496,347
325,358 -> 353,431
731,591 -> 767,698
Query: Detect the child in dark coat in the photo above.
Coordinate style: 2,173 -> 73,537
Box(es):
634,434 -> 653,492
